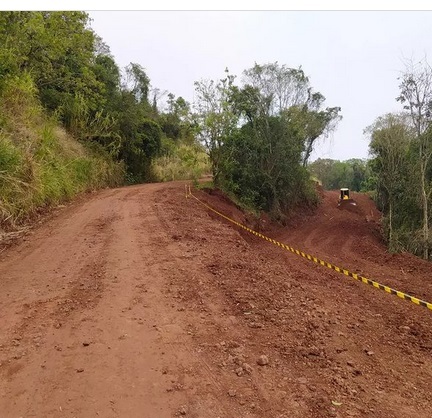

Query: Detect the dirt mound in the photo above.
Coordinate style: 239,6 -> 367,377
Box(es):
185,185 -> 432,417
196,187 -> 432,301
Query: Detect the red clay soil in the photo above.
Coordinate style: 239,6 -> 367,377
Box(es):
0,183 -> 431,418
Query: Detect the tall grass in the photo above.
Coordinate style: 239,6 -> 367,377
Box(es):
0,74 -> 124,230
152,142 -> 211,182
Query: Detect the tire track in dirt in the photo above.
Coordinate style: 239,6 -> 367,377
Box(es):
1,183 -> 268,418
0,193 -> 121,417
1,182 -> 432,418
183,186 -> 432,418
153,187 -> 285,417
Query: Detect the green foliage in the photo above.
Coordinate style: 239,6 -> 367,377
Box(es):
395,60 -> 432,259
1,13 -> 343,230
94,54 -> 121,106
366,112 -> 432,256
160,94 -> 195,143
309,158 -> 372,191
240,63 -> 342,166
194,63 -> 340,219
0,75 -> 124,229
219,116 -> 312,215
125,62 -> 150,104
0,11 -> 169,185
193,69 -> 239,182
152,140 -> 210,182
120,118 -> 162,183
0,12 -> 103,113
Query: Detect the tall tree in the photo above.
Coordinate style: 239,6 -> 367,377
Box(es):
193,69 -> 238,183
366,113 -> 412,251
193,63 -> 341,217
242,63 -> 341,166
125,63 -> 150,104
0,11 -> 172,185
397,58 -> 432,259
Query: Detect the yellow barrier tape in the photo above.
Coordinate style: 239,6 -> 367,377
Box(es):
187,185 -> 432,312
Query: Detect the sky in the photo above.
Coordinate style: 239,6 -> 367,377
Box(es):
87,10 -> 432,161
6,0 -> 432,160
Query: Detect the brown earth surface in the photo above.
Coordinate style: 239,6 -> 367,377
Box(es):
0,182 -> 431,418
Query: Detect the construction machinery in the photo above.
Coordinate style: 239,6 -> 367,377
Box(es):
337,188 -> 357,209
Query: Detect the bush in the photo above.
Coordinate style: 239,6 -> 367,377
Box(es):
152,141 -> 211,182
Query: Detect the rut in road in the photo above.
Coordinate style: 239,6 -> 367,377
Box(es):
0,184 -> 234,417
0,182 -> 431,418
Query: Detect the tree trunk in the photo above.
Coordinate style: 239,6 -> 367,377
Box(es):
420,163 -> 429,260
388,199 -> 394,251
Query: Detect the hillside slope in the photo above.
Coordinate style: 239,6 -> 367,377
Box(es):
0,77 -> 124,232
272,189 -> 432,300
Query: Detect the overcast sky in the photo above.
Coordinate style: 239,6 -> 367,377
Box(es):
89,11 -> 432,161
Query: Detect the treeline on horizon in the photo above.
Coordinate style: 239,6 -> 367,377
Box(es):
309,158 -> 372,192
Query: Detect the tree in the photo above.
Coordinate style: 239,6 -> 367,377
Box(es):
242,63 -> 341,166
397,58 -> 432,259
0,12 -> 104,113
366,113 -> 412,251
0,11 -> 182,186
125,63 -> 150,104
160,93 -> 194,143
94,54 -> 121,107
193,69 -> 238,183
119,115 -> 162,182
306,158 -> 373,192
242,63 -> 310,114
349,159 -> 368,192
220,113 -> 309,215
192,63 -> 341,217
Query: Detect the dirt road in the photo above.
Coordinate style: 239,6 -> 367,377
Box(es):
0,183 -> 431,418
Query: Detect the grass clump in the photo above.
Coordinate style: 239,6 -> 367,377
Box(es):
0,74 -> 124,230
152,141 -> 211,182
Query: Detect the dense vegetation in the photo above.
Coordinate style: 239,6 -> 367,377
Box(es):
309,158 -> 372,192
306,60 -> 432,261
0,74 -> 123,228
193,64 -> 341,218
364,60 -> 432,260
0,11 -> 208,229
0,10 -> 341,228
2,12 -> 429,261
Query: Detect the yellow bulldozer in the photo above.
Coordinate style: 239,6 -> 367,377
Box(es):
337,188 -> 357,209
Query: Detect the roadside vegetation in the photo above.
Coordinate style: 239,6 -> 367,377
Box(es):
1,12 -> 430,260
0,12 -> 208,230
364,60 -> 432,259
0,74 -> 123,229
309,59 -> 432,260
193,65 -> 341,220
365,60 -> 432,260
